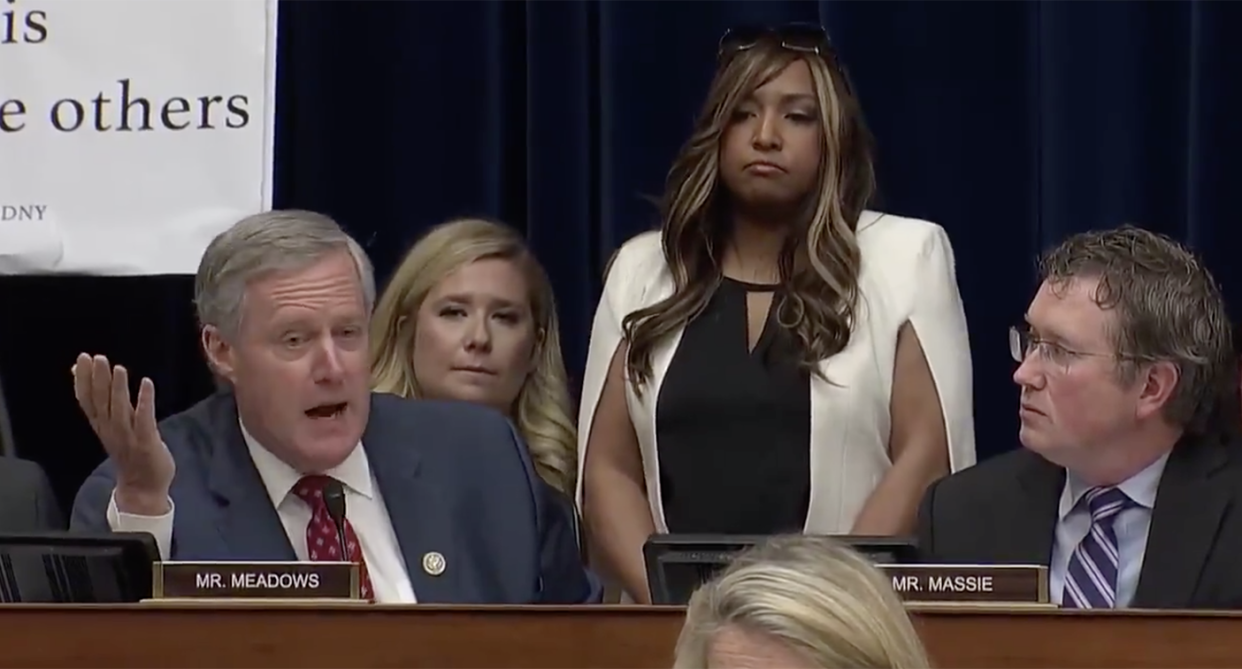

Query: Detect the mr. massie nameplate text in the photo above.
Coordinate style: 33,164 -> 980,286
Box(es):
879,564 -> 1049,604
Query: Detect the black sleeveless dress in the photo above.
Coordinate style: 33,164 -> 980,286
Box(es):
654,277 -> 812,534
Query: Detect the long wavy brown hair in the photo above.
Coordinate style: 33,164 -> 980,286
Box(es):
369,218 -> 578,496
624,34 -> 877,392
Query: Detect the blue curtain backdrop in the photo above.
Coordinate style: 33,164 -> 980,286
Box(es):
3,0 -> 1241,509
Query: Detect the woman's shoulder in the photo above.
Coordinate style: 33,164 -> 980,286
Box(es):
854,210 -> 960,301
601,230 -> 669,304
855,209 -> 952,258
609,229 -> 664,272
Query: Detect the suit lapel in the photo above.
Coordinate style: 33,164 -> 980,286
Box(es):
204,394 -> 296,561
1133,436 -> 1230,608
363,395 -> 462,602
1014,454 -> 1064,565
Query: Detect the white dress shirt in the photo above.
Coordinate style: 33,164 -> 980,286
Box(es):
106,422 -> 417,603
1048,452 -> 1169,608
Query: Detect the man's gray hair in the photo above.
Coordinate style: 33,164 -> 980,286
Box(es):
194,209 -> 376,340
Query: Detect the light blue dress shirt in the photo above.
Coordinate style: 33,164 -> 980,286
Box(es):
1048,453 -> 1169,607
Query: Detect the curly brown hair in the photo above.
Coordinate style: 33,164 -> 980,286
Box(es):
1039,225 -> 1232,433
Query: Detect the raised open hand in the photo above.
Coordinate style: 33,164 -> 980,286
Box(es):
72,353 -> 174,513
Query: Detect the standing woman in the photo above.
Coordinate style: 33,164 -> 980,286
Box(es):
578,25 -> 976,603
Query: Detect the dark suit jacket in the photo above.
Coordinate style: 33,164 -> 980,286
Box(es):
70,391 -> 601,604
916,434 -> 1242,609
0,456 -> 64,532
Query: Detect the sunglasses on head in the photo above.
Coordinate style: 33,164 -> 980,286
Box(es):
717,23 -> 853,95
717,23 -> 833,61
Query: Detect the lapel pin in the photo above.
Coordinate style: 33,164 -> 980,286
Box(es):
422,551 -> 446,576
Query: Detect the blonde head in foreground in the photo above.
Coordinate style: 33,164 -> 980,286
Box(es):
674,535 -> 930,669
369,218 -> 577,496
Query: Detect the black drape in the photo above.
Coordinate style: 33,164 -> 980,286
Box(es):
5,0 -> 1242,511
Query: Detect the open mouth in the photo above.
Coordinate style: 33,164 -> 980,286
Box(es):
305,403 -> 347,420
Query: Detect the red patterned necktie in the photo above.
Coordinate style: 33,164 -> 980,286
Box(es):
291,475 -> 374,600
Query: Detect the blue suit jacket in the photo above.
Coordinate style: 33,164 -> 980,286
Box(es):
70,391 -> 601,604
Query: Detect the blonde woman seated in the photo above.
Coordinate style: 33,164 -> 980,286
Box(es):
369,218 -> 577,498
675,535 -> 930,669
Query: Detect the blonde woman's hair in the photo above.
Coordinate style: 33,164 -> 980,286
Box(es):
369,218 -> 578,496
625,34 -> 876,395
674,535 -> 930,669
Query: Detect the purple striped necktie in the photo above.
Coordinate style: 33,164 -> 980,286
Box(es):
1062,486 -> 1132,609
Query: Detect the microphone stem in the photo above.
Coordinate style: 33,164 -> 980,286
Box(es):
333,519 -> 349,563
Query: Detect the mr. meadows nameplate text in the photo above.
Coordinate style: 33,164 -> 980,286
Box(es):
153,561 -> 360,600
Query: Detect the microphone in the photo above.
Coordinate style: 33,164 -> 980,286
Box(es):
321,479 -> 351,562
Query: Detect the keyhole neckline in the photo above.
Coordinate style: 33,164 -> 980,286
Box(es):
723,275 -> 781,292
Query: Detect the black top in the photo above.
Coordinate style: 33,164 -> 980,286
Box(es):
655,277 -> 812,534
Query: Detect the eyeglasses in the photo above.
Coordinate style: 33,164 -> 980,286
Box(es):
1009,326 -> 1145,372
718,23 -> 853,95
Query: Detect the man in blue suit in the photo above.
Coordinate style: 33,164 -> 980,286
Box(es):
69,210 -> 600,604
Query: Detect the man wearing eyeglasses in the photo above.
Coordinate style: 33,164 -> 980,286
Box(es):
916,225 -> 1242,609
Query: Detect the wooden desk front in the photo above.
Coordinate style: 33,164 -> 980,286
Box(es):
0,604 -> 1239,668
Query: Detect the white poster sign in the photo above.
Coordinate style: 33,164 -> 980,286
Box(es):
0,0 -> 278,275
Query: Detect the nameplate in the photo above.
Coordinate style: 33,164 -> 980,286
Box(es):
879,564 -> 1048,604
153,561 -> 360,600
